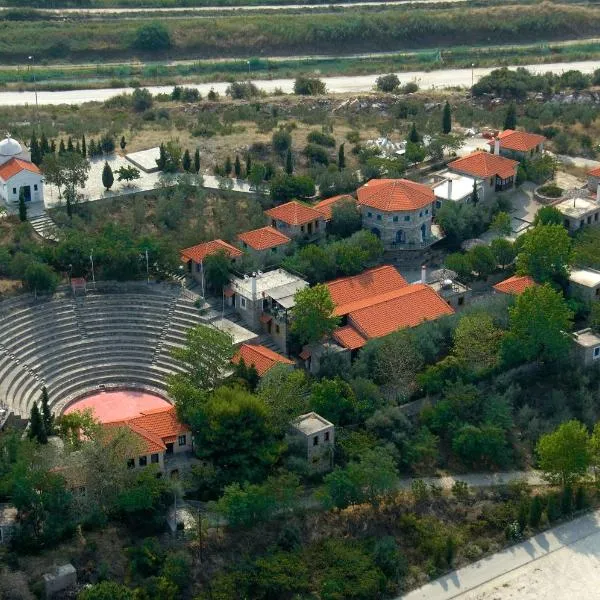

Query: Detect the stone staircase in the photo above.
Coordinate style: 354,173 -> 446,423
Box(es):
29,212 -> 59,241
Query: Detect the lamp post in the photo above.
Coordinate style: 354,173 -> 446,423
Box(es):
89,250 -> 96,288
28,56 -> 38,124
471,63 -> 475,89
247,60 -> 250,78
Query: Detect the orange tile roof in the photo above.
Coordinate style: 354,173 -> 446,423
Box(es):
347,283 -> 454,341
448,151 -> 519,180
265,201 -> 323,226
589,165 -> 600,177
232,343 -> 293,376
105,405 -> 188,455
313,194 -> 356,221
488,130 -> 546,152
357,179 -> 434,212
180,239 -> 243,263
0,157 -> 41,181
325,265 -> 409,317
237,226 -> 291,251
332,325 -> 367,350
493,274 -> 536,295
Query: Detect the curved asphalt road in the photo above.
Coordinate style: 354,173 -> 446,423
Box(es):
0,60 -> 597,107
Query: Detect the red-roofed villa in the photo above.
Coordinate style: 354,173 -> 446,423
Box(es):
493,274 -> 536,296
0,134 -> 44,207
264,201 -> 325,241
322,265 -> 454,352
448,151 -> 519,202
237,226 -> 292,267
232,343 -> 293,377
487,130 -> 546,161
356,179 -> 441,250
180,239 -> 243,293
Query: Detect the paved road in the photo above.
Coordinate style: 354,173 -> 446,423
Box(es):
2,60 -> 598,107
400,508 -> 600,600
0,0 -> 469,14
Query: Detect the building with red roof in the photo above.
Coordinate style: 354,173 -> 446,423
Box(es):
180,239 -> 243,292
587,165 -> 600,194
356,179 -> 439,250
323,265 -> 454,351
264,201 -> 325,241
104,405 -> 192,475
487,130 -> 546,161
493,274 -> 536,296
325,265 -> 409,317
0,135 -> 44,207
232,343 -> 294,377
237,226 -> 292,267
448,151 -> 518,203
312,194 -> 356,221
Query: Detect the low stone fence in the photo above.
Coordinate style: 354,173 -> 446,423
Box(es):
533,185 -> 565,205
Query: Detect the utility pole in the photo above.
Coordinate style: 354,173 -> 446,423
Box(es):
145,249 -> 150,283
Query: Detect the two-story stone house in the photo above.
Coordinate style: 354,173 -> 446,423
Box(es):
264,201 -> 325,242
356,178 -> 438,249
237,226 -> 292,268
105,405 -> 193,478
180,239 -> 243,294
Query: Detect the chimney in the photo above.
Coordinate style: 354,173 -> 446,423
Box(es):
251,273 -> 257,301
421,265 -> 427,284
447,179 -> 453,200
494,138 -> 500,155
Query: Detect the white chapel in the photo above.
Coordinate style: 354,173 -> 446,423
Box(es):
0,134 -> 44,208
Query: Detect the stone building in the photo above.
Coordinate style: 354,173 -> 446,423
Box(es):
237,226 -> 292,268
356,178 -> 439,249
290,412 -> 334,472
264,201 -> 325,242
486,129 -> 546,162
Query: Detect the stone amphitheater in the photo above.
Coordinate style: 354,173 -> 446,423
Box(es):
0,282 -> 213,420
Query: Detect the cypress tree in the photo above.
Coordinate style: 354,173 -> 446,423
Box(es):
40,387 -> 53,435
338,143 -> 345,170
40,132 -> 49,157
18,189 -> 27,222
156,143 -> 166,171
234,154 -> 242,178
89,139 -> 96,158
471,181 -> 479,205
75,141 -> 81,155
50,139 -> 56,154
67,136 -> 74,153
81,134 -> 87,158
285,149 -> 293,175
224,155 -> 232,176
246,363 -> 260,391
504,102 -> 517,130
194,148 -> 200,174
102,162 -> 114,191
246,154 -> 252,175
442,100 -> 452,134
29,403 -> 47,444
182,149 -> 192,172
408,123 -> 420,143
59,139 -> 66,155
30,133 -> 41,166
120,135 -> 127,151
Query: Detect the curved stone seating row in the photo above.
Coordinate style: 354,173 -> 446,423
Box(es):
0,288 -> 206,418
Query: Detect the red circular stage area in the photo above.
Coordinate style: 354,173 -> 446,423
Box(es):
64,390 -> 171,423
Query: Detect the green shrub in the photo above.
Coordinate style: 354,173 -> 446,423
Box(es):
307,130 -> 336,147
133,22 -> 171,51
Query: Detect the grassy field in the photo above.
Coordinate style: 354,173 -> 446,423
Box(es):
0,4 -> 599,64
2,39 -> 600,92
